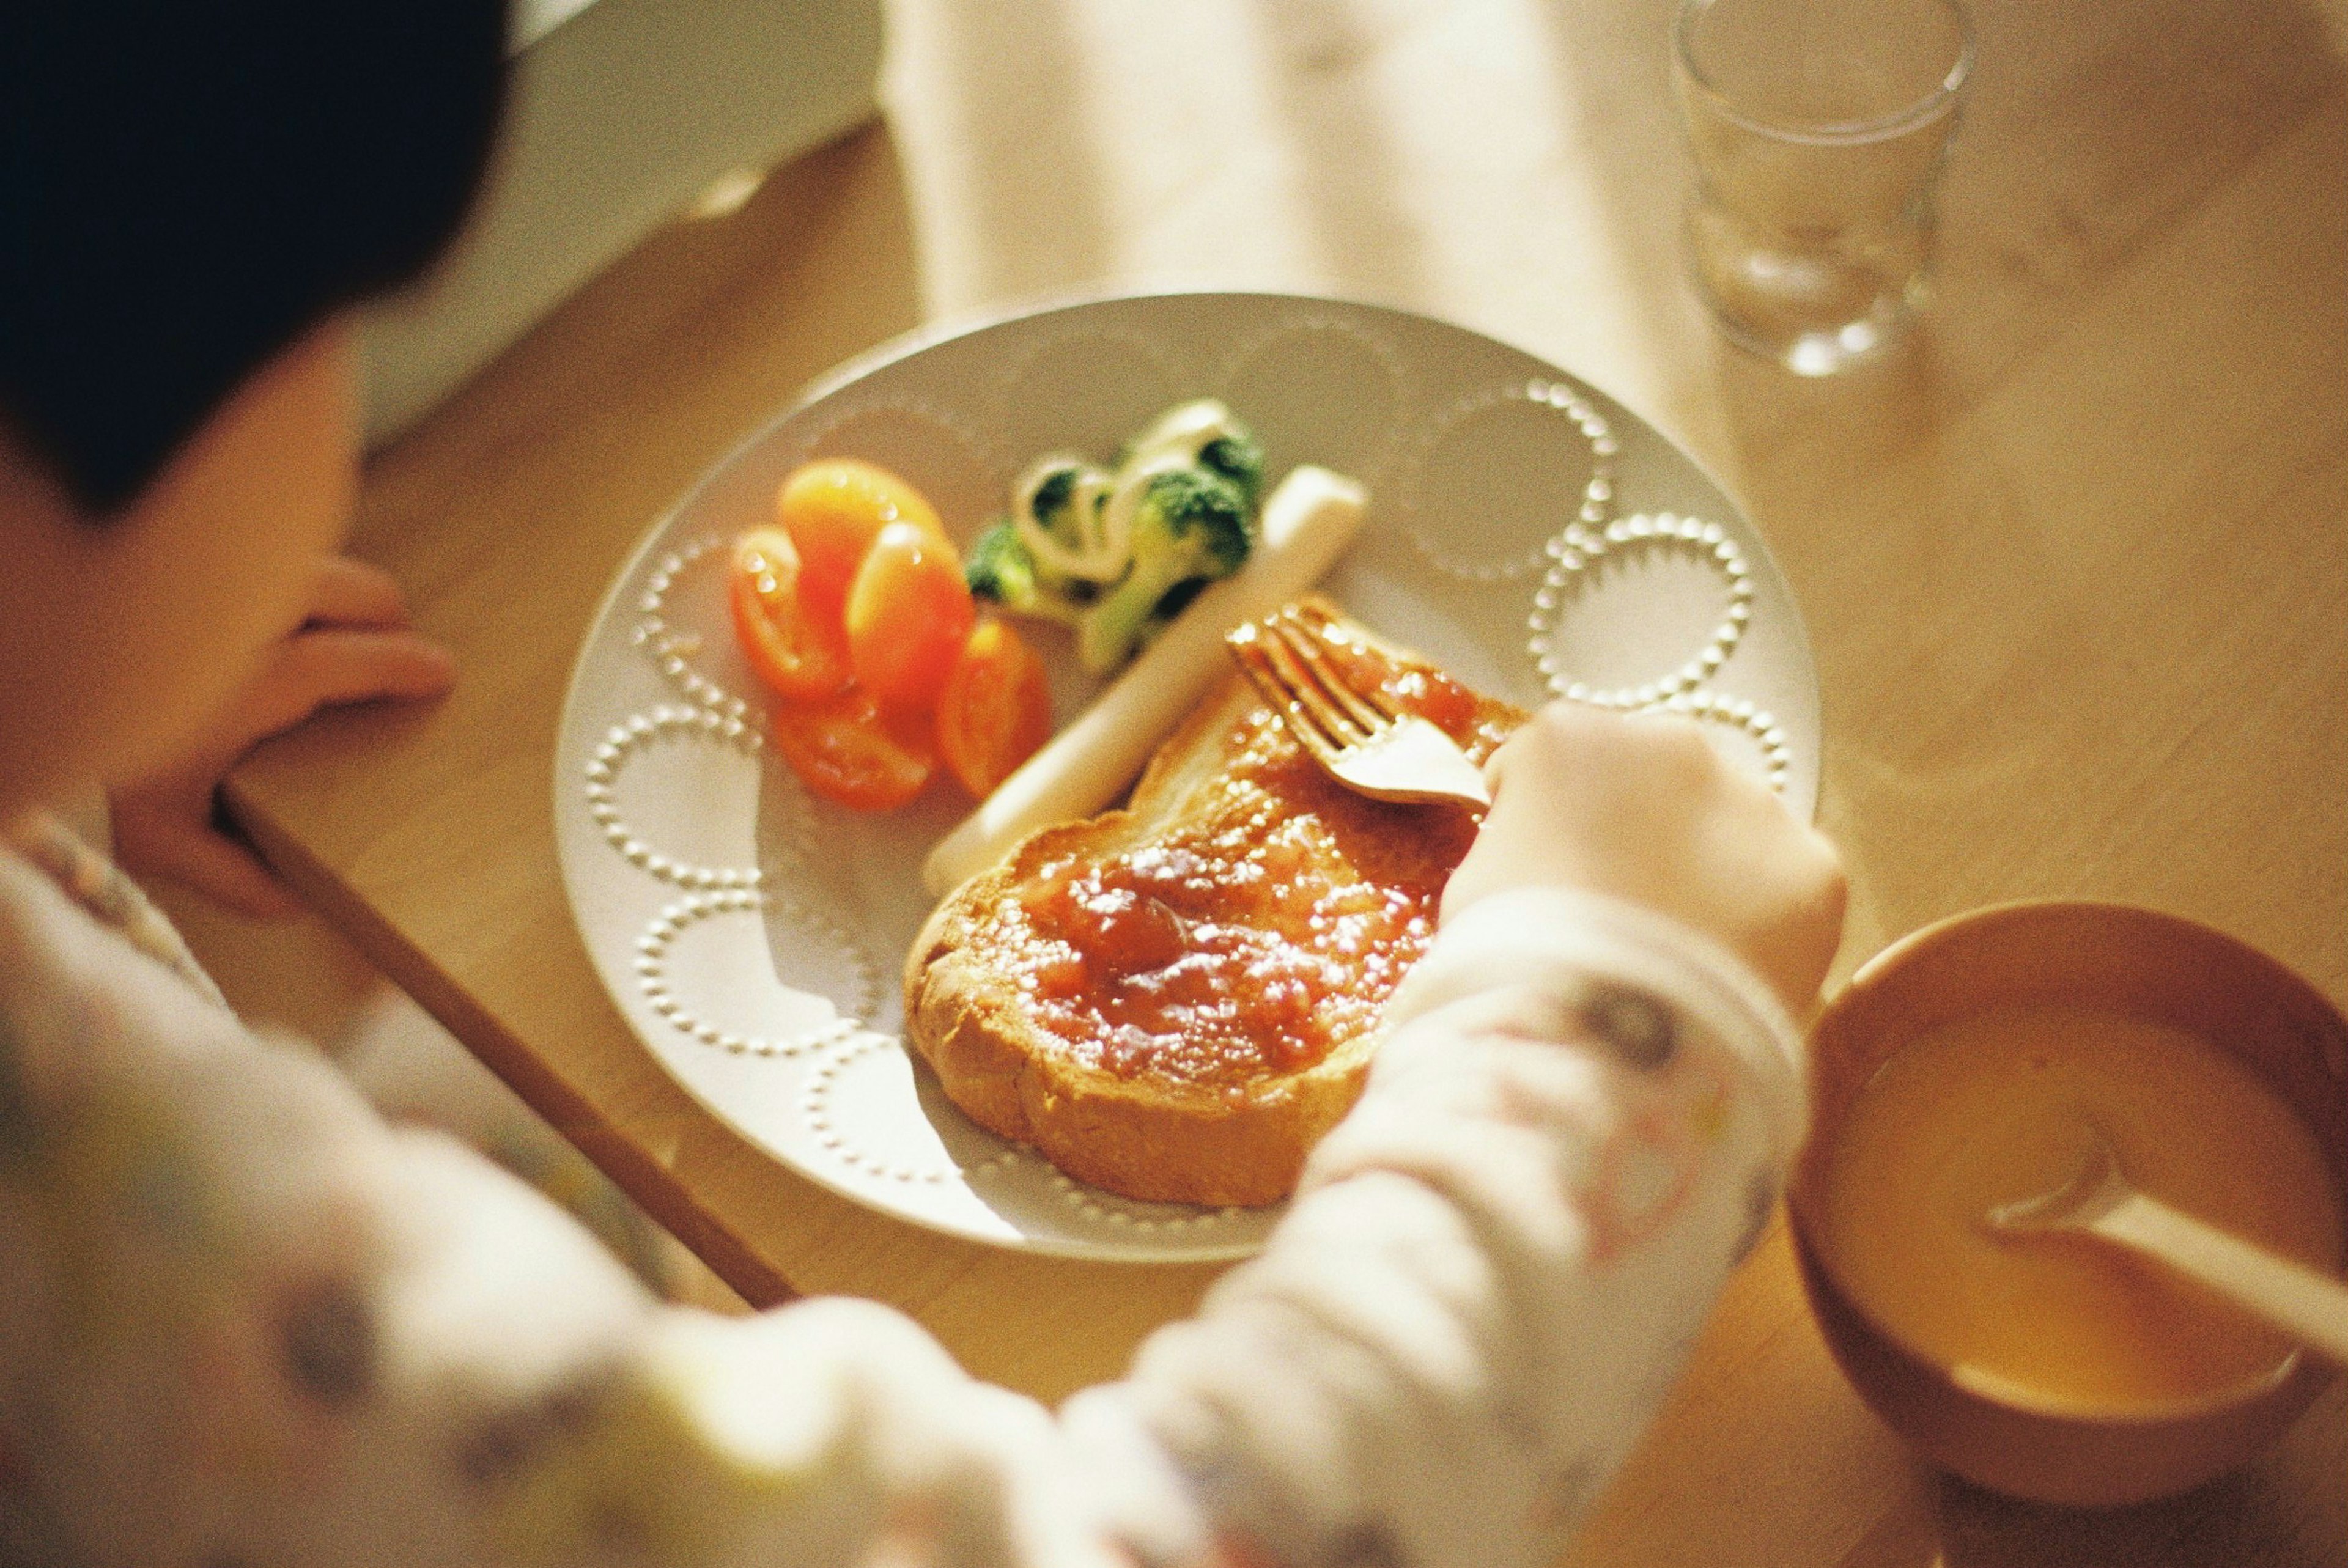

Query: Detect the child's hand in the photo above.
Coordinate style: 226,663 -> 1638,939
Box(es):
1442,703 -> 1846,1015
109,555 -> 455,917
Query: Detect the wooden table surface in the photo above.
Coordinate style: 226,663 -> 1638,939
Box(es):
229,0 -> 2348,1562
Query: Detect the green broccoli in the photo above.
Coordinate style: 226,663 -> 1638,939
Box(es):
1025,462 -> 1087,553
1197,427 -> 1266,511
965,519 -> 1085,624
1012,455 -> 1127,582
1076,468 -> 1255,672
1116,401 -> 1264,502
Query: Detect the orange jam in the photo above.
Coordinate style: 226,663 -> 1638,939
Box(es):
992,639 -> 1515,1093
1818,1005 -> 2347,1410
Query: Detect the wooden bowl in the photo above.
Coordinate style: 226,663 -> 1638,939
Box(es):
1789,900 -> 2348,1506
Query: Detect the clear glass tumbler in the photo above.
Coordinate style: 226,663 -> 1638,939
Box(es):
1673,0 -> 1973,375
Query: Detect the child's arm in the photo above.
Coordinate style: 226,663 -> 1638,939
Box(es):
0,704 -> 1839,1568
1064,706 -> 1844,1567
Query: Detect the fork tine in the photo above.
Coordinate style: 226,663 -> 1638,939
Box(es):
1230,603 -> 1493,809
1229,624 -> 1346,765
1266,611 -> 1390,735
1257,620 -> 1373,746
1279,603 -> 1408,723
1290,598 -> 1414,664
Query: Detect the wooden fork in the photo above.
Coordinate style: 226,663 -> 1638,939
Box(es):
1226,602 -> 1493,809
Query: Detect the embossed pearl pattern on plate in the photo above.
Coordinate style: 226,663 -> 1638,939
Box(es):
799,1031 -> 953,1182
1215,314 -> 1412,485
554,293 -> 1819,1261
1403,378 -> 1616,583
636,892 -> 877,1054
991,328 -> 1186,473
1656,691 -> 1795,792
1044,1170 -> 1234,1235
585,706 -> 764,889
633,539 -> 758,720
1529,512 -> 1749,705
1527,511 -> 1787,792
786,396 -> 1003,536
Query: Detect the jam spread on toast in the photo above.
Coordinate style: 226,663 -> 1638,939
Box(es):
998,636 -> 1514,1092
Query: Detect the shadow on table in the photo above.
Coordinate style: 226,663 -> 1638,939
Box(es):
1691,0 -> 2348,587
1524,0 -> 1705,419
1529,0 -> 2348,528
894,0 -> 1441,309
1782,1388 -> 2348,1568
1923,1426 -> 2348,1567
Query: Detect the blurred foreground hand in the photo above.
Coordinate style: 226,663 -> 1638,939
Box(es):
1442,702 -> 1847,1015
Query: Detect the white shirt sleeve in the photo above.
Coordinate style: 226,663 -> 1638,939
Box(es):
0,855 -> 1800,1568
1068,888 -> 1804,1568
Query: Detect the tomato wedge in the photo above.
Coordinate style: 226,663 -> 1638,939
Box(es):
776,458 -> 951,621
936,617 -> 1054,797
844,521 -> 976,710
769,685 -> 937,811
728,527 -> 850,703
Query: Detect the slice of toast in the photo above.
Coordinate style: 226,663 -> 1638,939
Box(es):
904,603 -> 1525,1206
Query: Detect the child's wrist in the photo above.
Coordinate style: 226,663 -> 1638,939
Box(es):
1395,886 -> 1809,1169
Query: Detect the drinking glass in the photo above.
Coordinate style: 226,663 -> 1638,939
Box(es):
1672,0 -> 1973,375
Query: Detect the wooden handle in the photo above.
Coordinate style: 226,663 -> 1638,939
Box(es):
2097,1194 -> 2348,1366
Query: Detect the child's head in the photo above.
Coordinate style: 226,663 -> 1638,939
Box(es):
0,1 -> 505,811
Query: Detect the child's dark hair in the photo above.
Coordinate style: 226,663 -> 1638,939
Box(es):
1,1 -> 508,516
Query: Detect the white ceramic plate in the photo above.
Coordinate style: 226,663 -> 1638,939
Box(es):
554,292 -> 1819,1262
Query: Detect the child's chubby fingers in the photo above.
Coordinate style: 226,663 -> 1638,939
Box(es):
108,624 -> 453,918
1447,705 -> 1716,917
301,553 -> 413,629
1482,701 -> 1716,801
243,625 -> 457,737
1447,702 -> 1846,1013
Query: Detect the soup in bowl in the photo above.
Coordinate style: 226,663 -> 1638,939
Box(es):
1790,901 -> 2348,1506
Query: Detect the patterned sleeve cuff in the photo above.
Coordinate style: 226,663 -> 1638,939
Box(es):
1378,887 -> 1808,1172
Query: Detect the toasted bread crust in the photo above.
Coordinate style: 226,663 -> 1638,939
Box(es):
906,621 -> 1518,1207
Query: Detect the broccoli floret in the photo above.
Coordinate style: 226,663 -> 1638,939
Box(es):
964,518 -> 1035,604
1027,463 -> 1085,550
1076,468 -> 1255,672
1116,401 -> 1264,497
1013,455 -> 1124,582
965,519 -> 1084,624
1197,428 -> 1265,510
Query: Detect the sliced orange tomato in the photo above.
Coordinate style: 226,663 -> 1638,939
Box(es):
728,527 -> 850,703
936,617 -> 1054,797
776,458 -> 951,620
844,521 -> 975,710
769,685 -> 937,811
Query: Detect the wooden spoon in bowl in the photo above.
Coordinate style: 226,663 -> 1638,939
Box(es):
1985,1124 -> 2348,1366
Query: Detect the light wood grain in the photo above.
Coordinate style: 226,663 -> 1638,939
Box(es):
228,0 -> 2348,1558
